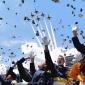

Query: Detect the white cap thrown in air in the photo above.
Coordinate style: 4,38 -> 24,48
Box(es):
71,24 -> 78,31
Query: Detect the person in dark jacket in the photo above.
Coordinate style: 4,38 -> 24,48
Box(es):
42,36 -> 69,85
44,45 -> 69,85
17,57 -> 35,82
28,62 -> 52,85
0,64 -> 17,85
71,25 -> 85,85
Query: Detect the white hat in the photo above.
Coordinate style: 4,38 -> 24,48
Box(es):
42,36 -> 50,45
71,24 -> 78,31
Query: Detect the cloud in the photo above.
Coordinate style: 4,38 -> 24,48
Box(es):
21,42 -> 81,68
0,40 -> 27,47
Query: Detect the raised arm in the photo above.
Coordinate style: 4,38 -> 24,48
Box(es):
42,36 -> 58,76
72,25 -> 85,54
30,56 -> 36,76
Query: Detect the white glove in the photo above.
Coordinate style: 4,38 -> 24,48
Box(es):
71,24 -> 78,31
42,36 -> 50,45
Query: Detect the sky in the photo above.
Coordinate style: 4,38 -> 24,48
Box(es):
0,0 -> 85,68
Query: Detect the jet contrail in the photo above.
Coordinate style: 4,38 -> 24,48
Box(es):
39,22 -> 45,37
49,21 -> 57,48
44,18 -> 54,50
30,23 -> 42,47
34,20 -> 43,39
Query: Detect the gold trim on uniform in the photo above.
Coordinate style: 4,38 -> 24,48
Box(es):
53,77 -> 69,85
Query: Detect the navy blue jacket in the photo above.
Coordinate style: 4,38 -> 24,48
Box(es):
0,75 -> 12,85
44,50 -> 68,78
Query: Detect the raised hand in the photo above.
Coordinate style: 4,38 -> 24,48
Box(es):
42,36 -> 50,46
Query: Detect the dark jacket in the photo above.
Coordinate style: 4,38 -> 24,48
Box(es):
0,75 -> 12,85
28,69 -> 52,85
44,50 -> 68,78
0,67 -> 16,85
72,36 -> 85,55
17,58 -> 36,82
72,36 -> 85,75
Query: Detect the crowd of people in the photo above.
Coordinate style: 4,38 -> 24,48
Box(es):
0,25 -> 85,85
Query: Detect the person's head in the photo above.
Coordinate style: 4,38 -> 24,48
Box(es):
38,62 -> 49,71
57,55 -> 65,65
6,72 -> 16,80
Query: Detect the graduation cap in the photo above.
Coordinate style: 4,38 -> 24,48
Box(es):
14,25 -> 16,28
52,0 -> 59,3
65,45 -> 68,49
6,22 -> 8,24
0,17 -> 3,20
78,13 -> 83,18
21,0 -> 24,3
36,31 -> 39,36
71,5 -> 74,8
41,13 -> 45,17
1,48 -> 3,49
73,0 -> 75,1
24,17 -> 27,20
47,15 -> 51,20
80,30 -> 83,35
27,17 -> 30,21
82,36 -> 85,39
73,14 -> 76,17
67,36 -> 69,39
32,37 -> 34,39
32,20 -> 35,24
31,13 -> 35,17
63,38 -> 67,42
67,4 -> 70,7
12,61 -> 15,64
75,22 -> 78,24
64,53 -> 66,56
15,12 -> 18,15
11,52 -> 14,55
35,9 -> 38,14
19,4 -> 22,7
80,8 -> 83,12
69,40 -> 72,43
2,52 -> 5,54
36,17 -> 40,21
34,0 -> 36,2
62,25 -> 64,28
12,36 -> 16,38
36,24 -> 38,27
7,7 -> 10,10
2,0 -> 5,4
53,28 -> 56,31
72,11 -> 74,15
61,34 -> 64,36
42,29 -> 45,32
